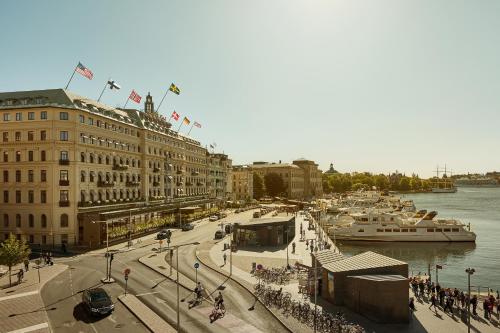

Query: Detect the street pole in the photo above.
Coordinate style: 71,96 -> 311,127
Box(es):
286,226 -> 289,268
106,221 -> 110,280
128,209 -> 132,249
314,242 -> 318,333
466,268 -> 475,333
176,247 -> 180,332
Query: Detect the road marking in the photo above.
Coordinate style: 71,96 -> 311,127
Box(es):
135,291 -> 161,297
6,322 -> 49,333
0,290 -> 38,302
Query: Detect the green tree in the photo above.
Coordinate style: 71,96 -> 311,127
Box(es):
253,173 -> 264,200
352,183 -> 366,191
374,174 -> 389,190
399,177 -> 411,191
410,177 -> 422,191
0,234 -> 31,286
264,172 -> 286,197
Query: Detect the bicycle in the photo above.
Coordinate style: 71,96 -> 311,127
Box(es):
209,303 -> 226,322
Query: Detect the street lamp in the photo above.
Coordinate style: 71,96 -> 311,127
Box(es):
313,242 -> 318,333
91,220 -> 114,283
167,241 -> 200,332
465,268 -> 475,333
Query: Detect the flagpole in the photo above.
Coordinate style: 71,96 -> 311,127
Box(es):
123,96 -> 130,109
156,90 -> 169,113
186,123 -> 195,136
97,78 -> 110,102
64,64 -> 78,90
177,121 -> 184,132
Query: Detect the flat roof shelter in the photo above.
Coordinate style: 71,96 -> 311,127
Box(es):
321,251 -> 409,323
233,216 -> 295,247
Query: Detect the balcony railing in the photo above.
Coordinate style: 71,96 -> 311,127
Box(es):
59,179 -> 69,186
186,182 -> 193,186
97,180 -> 115,187
153,167 -> 161,173
191,171 -> 200,176
59,200 -> 70,207
113,164 -> 129,171
59,159 -> 70,165
126,181 -> 140,187
176,182 -> 183,186
176,170 -> 183,175
153,181 -> 160,186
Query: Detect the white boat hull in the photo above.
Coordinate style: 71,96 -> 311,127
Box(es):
431,187 -> 457,193
332,234 -> 476,242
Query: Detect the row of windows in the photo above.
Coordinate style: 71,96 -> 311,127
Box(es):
2,130 -> 68,142
81,171 -> 140,183
2,190 -> 67,203
2,150 -> 66,162
80,114 -> 137,137
2,169 -> 51,182
2,213 -> 68,228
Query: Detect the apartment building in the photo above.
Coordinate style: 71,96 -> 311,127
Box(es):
0,89 -> 230,247
231,165 -> 253,202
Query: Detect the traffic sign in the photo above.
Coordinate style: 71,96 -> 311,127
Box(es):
194,262 -> 200,269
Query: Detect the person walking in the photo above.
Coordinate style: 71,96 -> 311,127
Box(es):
483,298 -> 490,319
23,259 -> 29,272
471,295 -> 478,316
409,297 -> 416,313
223,252 -> 227,266
17,269 -> 23,284
429,293 -> 438,314
292,242 -> 296,254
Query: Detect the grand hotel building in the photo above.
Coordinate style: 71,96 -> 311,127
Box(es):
0,89 -> 231,248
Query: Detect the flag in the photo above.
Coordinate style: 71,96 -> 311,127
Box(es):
172,111 -> 180,121
107,80 -> 121,90
169,83 -> 180,95
436,264 -> 443,269
129,90 -> 141,103
210,144 -> 214,149
75,62 -> 93,80
182,117 -> 190,125
194,121 -> 201,128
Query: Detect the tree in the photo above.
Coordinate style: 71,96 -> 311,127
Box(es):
399,177 -> 411,191
0,234 -> 31,286
410,177 -> 421,191
253,173 -> 264,200
374,174 -> 389,190
264,172 -> 286,197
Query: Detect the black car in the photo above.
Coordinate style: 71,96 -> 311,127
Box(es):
214,230 -> 225,239
82,288 -> 114,316
157,229 -> 171,240
181,223 -> 194,231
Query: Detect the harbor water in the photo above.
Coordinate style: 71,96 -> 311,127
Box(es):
334,187 -> 500,291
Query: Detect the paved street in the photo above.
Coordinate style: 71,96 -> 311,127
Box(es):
42,209 -> 288,333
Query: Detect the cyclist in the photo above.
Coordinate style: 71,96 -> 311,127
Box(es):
194,282 -> 203,301
215,291 -> 224,310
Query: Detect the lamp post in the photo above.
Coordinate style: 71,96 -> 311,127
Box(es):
313,242 -> 318,333
465,268 -> 475,333
92,220 -> 114,283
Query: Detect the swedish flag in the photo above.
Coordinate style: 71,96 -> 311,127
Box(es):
169,83 -> 180,95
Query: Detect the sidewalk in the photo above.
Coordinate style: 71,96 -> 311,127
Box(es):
0,262 -> 67,333
119,294 -> 176,333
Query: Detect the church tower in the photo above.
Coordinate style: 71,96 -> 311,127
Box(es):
144,92 -> 154,113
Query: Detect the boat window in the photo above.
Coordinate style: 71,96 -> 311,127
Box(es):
384,229 -> 392,232
436,228 -> 442,232
401,229 -> 408,232
452,228 -> 459,232
392,229 -> 400,232
444,228 -> 451,232
427,228 -> 434,232
376,229 -> 383,232
409,228 -> 417,232
358,229 -> 364,232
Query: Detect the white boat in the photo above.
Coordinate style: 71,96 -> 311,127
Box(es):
329,210 -> 476,242
431,165 -> 457,193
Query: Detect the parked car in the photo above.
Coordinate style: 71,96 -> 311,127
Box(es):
82,288 -> 114,316
157,229 -> 171,240
209,215 -> 219,222
181,223 -> 194,231
214,230 -> 225,239
253,211 -> 261,218
217,212 -> 227,219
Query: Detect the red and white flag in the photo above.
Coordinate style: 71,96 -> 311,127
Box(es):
171,111 -> 180,121
75,62 -> 93,80
129,90 -> 141,104
194,121 -> 201,128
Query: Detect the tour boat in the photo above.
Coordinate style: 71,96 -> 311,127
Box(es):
329,210 -> 476,242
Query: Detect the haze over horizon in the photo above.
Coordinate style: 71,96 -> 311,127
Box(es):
2,0 -> 500,178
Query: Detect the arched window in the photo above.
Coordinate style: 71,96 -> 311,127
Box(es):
29,214 -> 34,227
81,171 -> 86,182
105,156 -> 110,165
120,174 -> 124,182
98,155 -> 102,164
41,214 -> 47,228
137,160 -> 141,168
90,153 -> 94,163
89,172 -> 95,182
113,173 -> 117,182
80,190 -> 86,202
132,159 -> 136,167
81,152 -> 86,163
126,158 -> 129,166
106,191 -> 110,200
60,214 -> 68,227
98,172 -> 103,182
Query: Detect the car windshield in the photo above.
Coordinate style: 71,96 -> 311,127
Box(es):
90,291 -> 109,302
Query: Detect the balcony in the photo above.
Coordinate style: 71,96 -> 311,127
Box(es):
186,182 -> 193,186
113,164 -> 128,171
59,179 -> 69,186
59,200 -> 70,207
191,171 -> 199,176
153,181 -> 160,186
176,170 -> 184,175
197,182 -> 204,186
176,182 -> 183,186
153,167 -> 161,173
97,180 -> 115,187
126,181 -> 140,187
59,159 -> 70,166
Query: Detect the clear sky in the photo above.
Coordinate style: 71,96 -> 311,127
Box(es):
2,0 -> 500,178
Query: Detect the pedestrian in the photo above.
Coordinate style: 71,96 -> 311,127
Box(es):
449,296 -> 455,316
471,295 -> 478,315
24,259 -> 29,272
292,242 -> 296,254
309,243 -> 314,253
409,297 -> 416,313
429,293 -> 438,313
460,291 -> 465,309
61,242 -> 67,254
17,269 -> 23,284
223,252 -> 227,266
484,298 -> 490,319
443,296 -> 451,313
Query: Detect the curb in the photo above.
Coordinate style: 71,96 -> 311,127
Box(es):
137,255 -> 194,293
118,294 -> 176,333
194,242 -> 293,333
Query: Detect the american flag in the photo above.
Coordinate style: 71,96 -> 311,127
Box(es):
129,90 -> 141,103
194,121 -> 201,128
172,111 -> 180,121
75,62 -> 93,80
